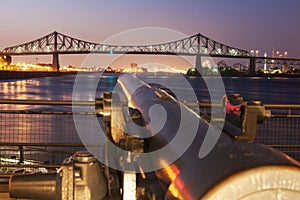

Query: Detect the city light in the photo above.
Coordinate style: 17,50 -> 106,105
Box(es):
0,62 -> 53,72
251,49 -> 260,56
276,51 -> 280,57
273,50 -> 288,58
264,52 -> 267,73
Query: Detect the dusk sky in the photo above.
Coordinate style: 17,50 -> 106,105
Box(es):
1,0 -> 300,69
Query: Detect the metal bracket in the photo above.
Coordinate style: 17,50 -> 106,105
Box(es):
235,101 -> 265,142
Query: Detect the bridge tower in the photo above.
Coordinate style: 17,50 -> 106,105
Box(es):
52,53 -> 59,72
249,57 -> 256,76
52,31 -> 60,72
195,34 -> 203,74
195,54 -> 202,73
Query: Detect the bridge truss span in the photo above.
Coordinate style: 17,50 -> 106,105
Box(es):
6,30 -> 300,74
2,31 -> 250,57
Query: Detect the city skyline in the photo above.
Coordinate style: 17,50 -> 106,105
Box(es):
1,0 -> 300,69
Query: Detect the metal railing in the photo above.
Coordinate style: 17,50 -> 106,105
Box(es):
256,104 -> 300,161
0,99 -> 105,174
190,102 -> 300,162
0,99 -> 299,175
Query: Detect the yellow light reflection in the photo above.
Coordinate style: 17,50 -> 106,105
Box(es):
159,160 -> 193,200
139,166 -> 146,179
169,183 -> 182,199
0,62 -> 55,72
159,159 -> 179,182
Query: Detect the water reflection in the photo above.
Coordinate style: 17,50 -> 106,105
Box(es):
0,74 -> 118,163
221,77 -> 300,104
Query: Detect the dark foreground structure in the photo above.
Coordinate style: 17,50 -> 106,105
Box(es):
1,74 -> 300,199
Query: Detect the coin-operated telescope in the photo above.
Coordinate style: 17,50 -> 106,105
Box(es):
117,74 -> 300,199
220,94 -> 265,142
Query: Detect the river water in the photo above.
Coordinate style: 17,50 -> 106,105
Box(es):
0,73 -> 299,164
0,73 -> 299,105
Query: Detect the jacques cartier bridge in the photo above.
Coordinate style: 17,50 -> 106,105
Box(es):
1,31 -> 300,75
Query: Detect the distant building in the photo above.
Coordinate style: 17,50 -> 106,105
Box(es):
282,62 -> 289,73
270,50 -> 275,69
131,63 -> 138,72
131,63 -> 138,68
106,66 -> 113,72
141,67 -> 148,73
128,63 -> 145,73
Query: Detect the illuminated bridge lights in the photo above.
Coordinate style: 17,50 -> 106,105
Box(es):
2,31 -> 251,57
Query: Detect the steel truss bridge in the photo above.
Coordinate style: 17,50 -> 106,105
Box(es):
1,31 -> 300,74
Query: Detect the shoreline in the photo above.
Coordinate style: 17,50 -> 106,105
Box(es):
0,71 -> 122,81
1,70 -> 300,81
0,71 -> 78,80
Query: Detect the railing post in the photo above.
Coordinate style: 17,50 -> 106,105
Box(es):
19,146 -> 24,164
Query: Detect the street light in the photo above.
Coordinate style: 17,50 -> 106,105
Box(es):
264,52 -> 267,72
255,50 -> 259,57
276,51 -> 280,58
284,51 -> 288,58
251,50 -> 254,56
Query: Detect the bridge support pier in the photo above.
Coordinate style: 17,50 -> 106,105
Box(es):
195,54 -> 202,74
52,53 -> 60,72
249,57 -> 256,76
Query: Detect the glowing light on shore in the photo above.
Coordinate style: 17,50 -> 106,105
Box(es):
0,63 -> 53,72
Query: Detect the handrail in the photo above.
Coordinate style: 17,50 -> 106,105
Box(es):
0,99 -> 299,110
264,104 -> 300,109
0,142 -> 84,147
195,102 -> 300,110
0,99 -> 102,106
0,110 -> 94,115
0,142 -> 104,147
